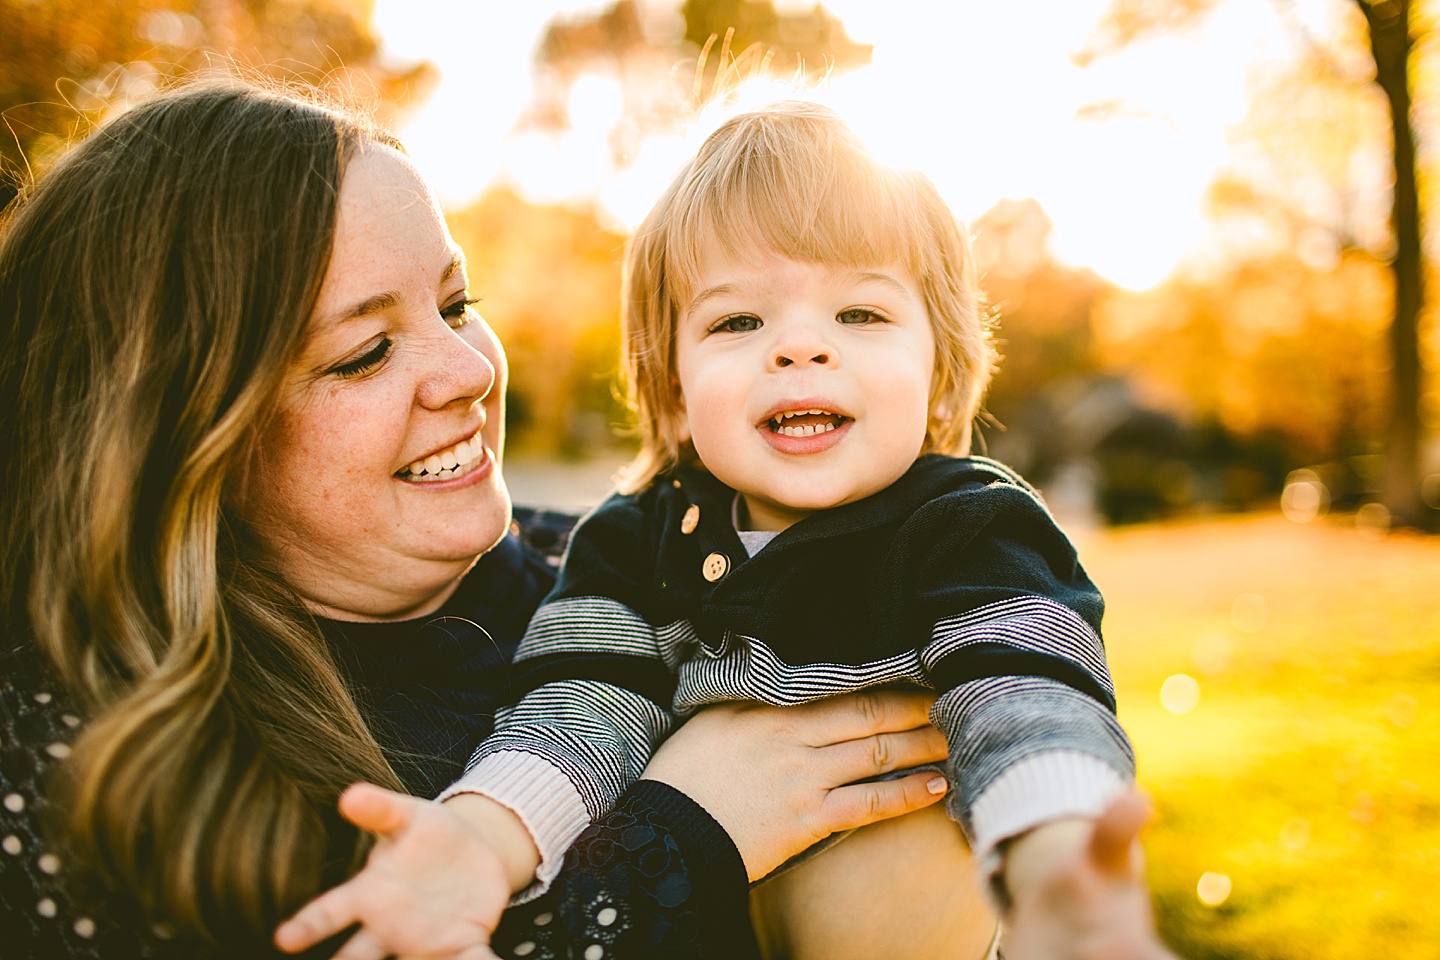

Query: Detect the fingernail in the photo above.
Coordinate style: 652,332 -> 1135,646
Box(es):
927,776 -> 948,795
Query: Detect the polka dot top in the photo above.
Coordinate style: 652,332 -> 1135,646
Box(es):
0,508 -> 759,959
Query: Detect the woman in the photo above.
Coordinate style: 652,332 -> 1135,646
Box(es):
0,82 -> 950,958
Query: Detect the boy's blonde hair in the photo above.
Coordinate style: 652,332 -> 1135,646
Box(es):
619,100 -> 995,492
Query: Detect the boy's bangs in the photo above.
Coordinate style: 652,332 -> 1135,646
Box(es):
664,134 -> 927,297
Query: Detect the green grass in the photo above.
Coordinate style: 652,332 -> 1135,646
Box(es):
1079,513 -> 1440,958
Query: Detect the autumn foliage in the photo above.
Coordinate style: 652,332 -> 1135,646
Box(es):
0,0 -> 430,204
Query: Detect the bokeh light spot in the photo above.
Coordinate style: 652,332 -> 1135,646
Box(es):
1197,871 -> 1232,907
1161,674 -> 1201,714
1191,632 -> 1231,675
1279,818 -> 1310,851
1356,502 -> 1391,537
1280,469 -> 1328,523
1231,593 -> 1269,633
1384,692 -> 1418,728
1422,473 -> 1440,510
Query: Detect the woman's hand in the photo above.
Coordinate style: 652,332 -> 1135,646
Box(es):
640,689 -> 950,881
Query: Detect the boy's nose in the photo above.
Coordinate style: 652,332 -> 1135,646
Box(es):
773,349 -> 829,368
769,314 -> 837,370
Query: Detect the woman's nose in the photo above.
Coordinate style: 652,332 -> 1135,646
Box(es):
418,323 -> 498,410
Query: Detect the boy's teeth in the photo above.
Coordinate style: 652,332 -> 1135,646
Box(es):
776,421 -> 837,438
769,408 -> 844,437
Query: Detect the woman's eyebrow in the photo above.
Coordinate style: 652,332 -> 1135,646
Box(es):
440,251 -> 464,284
338,291 -> 400,323
329,253 -> 467,325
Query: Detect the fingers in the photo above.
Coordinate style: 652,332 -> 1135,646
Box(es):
819,724 -> 949,783
274,885 -> 362,953
454,947 -> 502,960
275,785 -> 423,952
338,782 -> 416,837
794,689 -> 938,746
815,770 -> 948,835
330,927 -> 390,960
1089,790 -> 1152,878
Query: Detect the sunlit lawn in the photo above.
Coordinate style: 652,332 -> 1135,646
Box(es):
1080,513 -> 1440,958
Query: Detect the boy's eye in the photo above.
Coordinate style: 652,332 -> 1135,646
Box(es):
711,314 -> 762,333
442,296 -> 480,329
837,308 -> 886,325
329,336 -> 391,378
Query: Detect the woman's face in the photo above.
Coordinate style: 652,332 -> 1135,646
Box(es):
242,145 -> 511,620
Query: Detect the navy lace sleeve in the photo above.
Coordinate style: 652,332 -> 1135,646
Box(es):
2,508 -> 761,959
0,642 -> 191,959
492,780 -> 760,960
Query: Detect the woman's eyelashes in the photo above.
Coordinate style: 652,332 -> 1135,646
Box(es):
329,337 -> 391,378
325,295 -> 477,379
442,296 -> 480,328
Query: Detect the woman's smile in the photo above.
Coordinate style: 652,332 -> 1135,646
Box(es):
398,425 -> 491,482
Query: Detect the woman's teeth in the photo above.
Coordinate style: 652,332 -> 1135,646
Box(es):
403,434 -> 484,482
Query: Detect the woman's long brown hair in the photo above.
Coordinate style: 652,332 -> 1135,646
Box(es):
0,82 -> 405,948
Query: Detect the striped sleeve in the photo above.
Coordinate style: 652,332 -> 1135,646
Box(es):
907,481 -> 1136,870
445,671 -> 676,901
442,495 -> 686,899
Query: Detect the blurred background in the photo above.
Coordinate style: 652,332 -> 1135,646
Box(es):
3,0 -> 1438,954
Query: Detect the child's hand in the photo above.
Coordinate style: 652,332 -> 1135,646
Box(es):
999,790 -> 1179,960
274,783 -> 532,960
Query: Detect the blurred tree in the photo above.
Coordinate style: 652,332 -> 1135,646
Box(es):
970,199 -> 1285,523
528,0 -> 869,161
972,199 -> 1108,474
1095,249 -> 1392,466
0,0 -> 431,206
446,187 -> 629,457
676,0 -> 871,92
1085,0 -> 1433,527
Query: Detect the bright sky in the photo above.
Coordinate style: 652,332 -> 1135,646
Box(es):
372,0 -> 1336,291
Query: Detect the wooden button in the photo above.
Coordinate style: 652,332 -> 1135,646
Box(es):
680,504 -> 700,534
702,552 -> 730,582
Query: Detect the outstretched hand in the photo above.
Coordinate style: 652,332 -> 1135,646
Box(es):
1000,790 -> 1180,960
274,783 -> 511,960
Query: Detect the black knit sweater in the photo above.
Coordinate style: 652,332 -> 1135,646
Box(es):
0,509 -> 758,959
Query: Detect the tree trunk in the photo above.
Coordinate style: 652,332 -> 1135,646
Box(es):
1360,0 -> 1429,527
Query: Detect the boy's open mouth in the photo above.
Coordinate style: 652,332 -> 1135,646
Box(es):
766,408 -> 850,438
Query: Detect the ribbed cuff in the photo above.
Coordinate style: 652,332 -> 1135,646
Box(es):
970,750 -> 1128,902
437,750 -> 591,903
